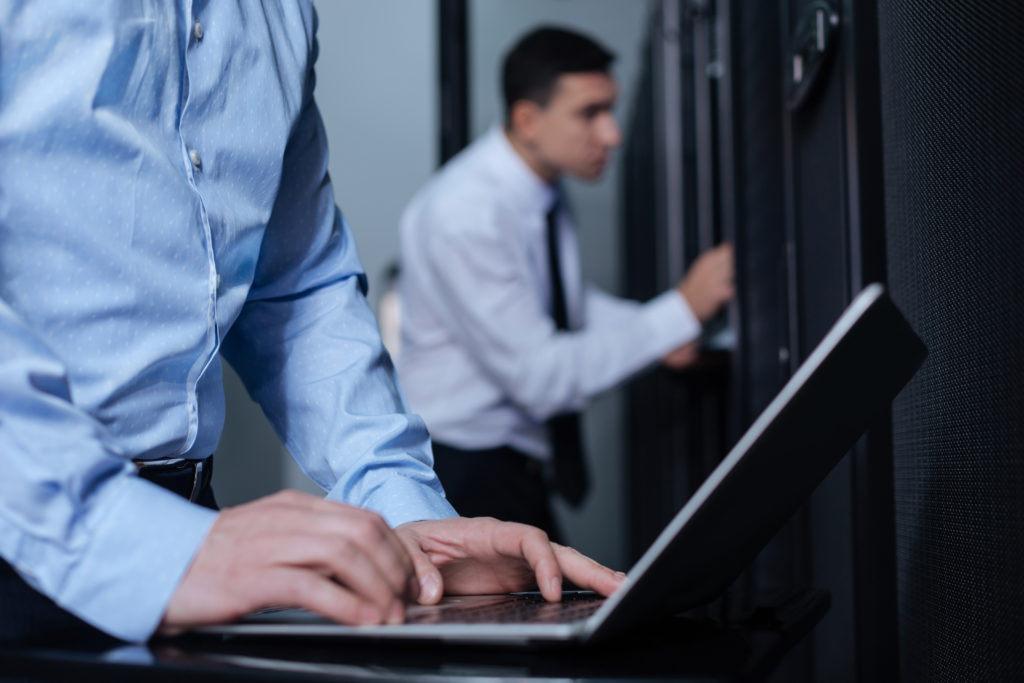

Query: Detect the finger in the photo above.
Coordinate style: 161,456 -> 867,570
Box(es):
721,250 -> 734,272
163,562 -> 392,630
268,493 -> 415,571
261,491 -> 413,565
259,532 -> 407,622
260,497 -> 417,600
320,508 -> 416,600
488,522 -> 564,602
257,566 -> 394,626
396,529 -> 445,605
529,544 -> 564,602
677,347 -> 698,367
552,544 -> 625,598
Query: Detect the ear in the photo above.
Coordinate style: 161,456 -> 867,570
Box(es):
509,100 -> 543,143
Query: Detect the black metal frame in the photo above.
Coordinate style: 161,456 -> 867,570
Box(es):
438,0 -> 469,165
835,2 -> 898,680
779,0 -> 895,678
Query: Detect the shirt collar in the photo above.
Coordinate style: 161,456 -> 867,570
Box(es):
484,124 -> 558,218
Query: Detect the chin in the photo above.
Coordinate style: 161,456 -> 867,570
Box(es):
575,166 -> 606,182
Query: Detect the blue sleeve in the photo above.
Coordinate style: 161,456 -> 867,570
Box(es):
219,39 -> 455,527
0,299 -> 218,642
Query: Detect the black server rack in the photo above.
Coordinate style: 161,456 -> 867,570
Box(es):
624,1 -> 894,680
626,0 -> 1024,680
878,2 -> 1024,680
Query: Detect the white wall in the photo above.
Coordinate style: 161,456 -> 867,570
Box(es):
315,1 -> 438,308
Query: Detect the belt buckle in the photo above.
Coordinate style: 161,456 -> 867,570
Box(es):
134,457 -> 205,503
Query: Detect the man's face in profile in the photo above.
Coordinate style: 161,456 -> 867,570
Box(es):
529,72 -> 622,181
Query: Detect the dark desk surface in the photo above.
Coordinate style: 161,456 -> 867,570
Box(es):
0,591 -> 827,683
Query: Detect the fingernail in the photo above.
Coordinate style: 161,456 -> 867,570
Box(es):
549,576 -> 562,595
388,601 -> 405,625
359,605 -> 381,624
421,573 -> 441,601
614,571 -> 627,581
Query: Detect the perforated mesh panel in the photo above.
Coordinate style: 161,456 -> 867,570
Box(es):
878,2 -> 1024,679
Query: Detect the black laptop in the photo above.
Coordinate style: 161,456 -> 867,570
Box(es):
201,283 -> 926,646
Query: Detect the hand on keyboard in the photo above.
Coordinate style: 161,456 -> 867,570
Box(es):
395,516 -> 626,606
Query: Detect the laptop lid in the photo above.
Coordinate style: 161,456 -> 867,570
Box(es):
587,282 -> 926,641
202,284 -> 925,646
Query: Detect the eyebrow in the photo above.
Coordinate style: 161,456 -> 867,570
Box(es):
579,99 -> 616,117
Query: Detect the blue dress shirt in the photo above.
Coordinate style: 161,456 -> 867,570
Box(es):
0,1 -> 454,642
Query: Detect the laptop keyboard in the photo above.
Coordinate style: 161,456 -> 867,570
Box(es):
247,592 -> 605,627
404,591 -> 605,625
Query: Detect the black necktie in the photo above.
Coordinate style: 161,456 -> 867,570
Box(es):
545,199 -> 588,507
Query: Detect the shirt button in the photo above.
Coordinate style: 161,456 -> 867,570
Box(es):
189,149 -> 202,169
215,272 -> 222,290
193,20 -> 204,42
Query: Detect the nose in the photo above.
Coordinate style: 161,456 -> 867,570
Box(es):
599,112 -> 622,148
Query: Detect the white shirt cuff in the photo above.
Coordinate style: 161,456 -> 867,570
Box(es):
641,288 -> 703,357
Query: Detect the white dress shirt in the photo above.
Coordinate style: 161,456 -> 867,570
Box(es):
397,126 -> 701,460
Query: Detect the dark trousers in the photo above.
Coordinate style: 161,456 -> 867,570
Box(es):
431,442 -> 563,544
0,464 -> 217,643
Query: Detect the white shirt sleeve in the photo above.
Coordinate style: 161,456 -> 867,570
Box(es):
583,285 -> 700,343
416,213 -> 702,421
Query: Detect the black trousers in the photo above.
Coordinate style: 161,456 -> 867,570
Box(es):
0,463 -> 217,644
431,442 -> 563,544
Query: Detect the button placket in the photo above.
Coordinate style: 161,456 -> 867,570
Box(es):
185,17 -> 202,176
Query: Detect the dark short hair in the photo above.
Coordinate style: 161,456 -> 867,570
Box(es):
502,26 -> 615,122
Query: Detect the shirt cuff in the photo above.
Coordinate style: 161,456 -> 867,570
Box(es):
56,476 -> 217,642
327,471 -> 457,528
641,288 -> 703,356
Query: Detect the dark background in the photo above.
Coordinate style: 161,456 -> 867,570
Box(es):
613,1 -> 1024,680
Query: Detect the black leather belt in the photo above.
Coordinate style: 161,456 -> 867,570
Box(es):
133,456 -> 213,503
